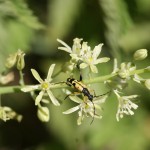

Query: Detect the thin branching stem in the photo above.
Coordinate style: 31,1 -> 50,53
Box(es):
0,68 -> 149,95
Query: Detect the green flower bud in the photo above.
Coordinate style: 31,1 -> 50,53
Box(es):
37,106 -> 49,122
145,79 -> 150,90
133,49 -> 148,60
17,50 -> 25,70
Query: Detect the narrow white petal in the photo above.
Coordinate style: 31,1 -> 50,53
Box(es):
46,64 -> 55,82
47,90 -> 60,106
69,96 -> 82,103
63,105 -> 80,114
58,47 -> 72,53
21,85 -> 40,92
77,115 -> 83,125
131,103 -> 138,109
35,91 -> 44,105
112,58 -> 118,74
93,44 -> 103,58
31,69 -> 43,83
57,39 -> 72,53
94,57 -> 110,64
123,95 -> 138,99
126,108 -> 134,115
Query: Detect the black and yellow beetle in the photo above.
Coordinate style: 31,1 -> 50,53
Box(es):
66,78 -> 94,101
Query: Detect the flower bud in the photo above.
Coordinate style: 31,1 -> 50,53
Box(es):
133,49 -> 148,60
145,79 -> 150,90
37,106 -> 49,122
17,50 -> 25,70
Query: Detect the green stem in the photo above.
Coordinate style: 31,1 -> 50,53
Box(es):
0,86 -> 21,94
19,70 -> 25,86
0,68 -> 149,95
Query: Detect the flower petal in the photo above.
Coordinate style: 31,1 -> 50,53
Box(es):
35,91 -> 44,105
46,64 -> 55,82
80,63 -> 88,69
112,58 -> 118,74
47,90 -> 60,106
63,105 -> 80,114
90,65 -> 98,73
31,69 -> 43,83
94,57 -> 110,64
92,44 -> 103,59
21,85 -> 40,92
69,96 -> 83,103
57,39 -> 72,53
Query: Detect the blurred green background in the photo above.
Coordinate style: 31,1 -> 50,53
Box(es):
0,0 -> 150,149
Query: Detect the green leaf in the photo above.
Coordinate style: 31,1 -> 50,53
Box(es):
99,0 -> 132,60
0,0 -> 44,72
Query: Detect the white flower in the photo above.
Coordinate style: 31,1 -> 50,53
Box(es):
0,106 -> 22,122
21,64 -> 60,106
63,94 -> 107,125
80,43 -> 110,73
114,90 -> 138,121
57,38 -> 110,73
118,62 -> 136,79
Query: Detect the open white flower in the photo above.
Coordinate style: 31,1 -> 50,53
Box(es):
57,38 -> 110,73
63,94 -> 107,125
80,43 -> 110,73
114,89 -> 138,121
21,64 -> 60,106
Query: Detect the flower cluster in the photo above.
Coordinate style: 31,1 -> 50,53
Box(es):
63,89 -> 108,125
105,49 -> 149,121
0,38 -> 149,125
114,90 -> 138,121
0,106 -> 22,122
57,38 -> 110,73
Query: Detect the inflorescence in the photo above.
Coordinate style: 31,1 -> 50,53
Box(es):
0,38 -> 149,125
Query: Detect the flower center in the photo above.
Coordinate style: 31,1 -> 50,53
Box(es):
85,103 -> 89,109
88,57 -> 93,63
41,82 -> 49,90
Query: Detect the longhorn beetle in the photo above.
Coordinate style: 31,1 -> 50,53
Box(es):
65,77 -> 110,124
